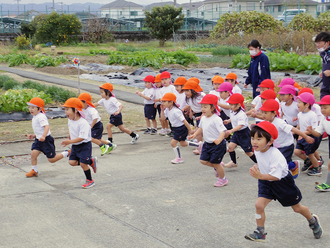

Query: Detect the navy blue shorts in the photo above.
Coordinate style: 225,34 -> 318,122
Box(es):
91,121 -> 104,139
31,135 -> 56,159
231,127 -> 252,152
109,113 -> 123,127
295,135 -> 320,156
194,112 -> 202,127
172,125 -> 188,142
258,173 -> 302,207
144,104 -> 156,120
69,142 -> 92,164
320,84 -> 330,100
278,144 -> 294,163
200,140 -> 226,164
220,110 -> 232,130
156,104 -> 161,117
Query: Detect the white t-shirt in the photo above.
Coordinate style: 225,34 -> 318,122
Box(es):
98,97 -> 122,115
255,147 -> 289,180
83,106 -> 101,126
298,110 -> 318,132
68,117 -> 91,145
209,90 -> 220,98
155,88 -> 162,106
160,85 -> 176,97
316,117 -> 330,135
230,109 -> 249,131
312,104 -> 324,124
280,101 -> 299,126
219,97 -> 231,117
272,117 -> 294,148
175,92 -> 187,110
186,92 -> 205,113
164,107 -> 185,127
233,85 -> 242,94
142,88 -> 155,105
253,95 -> 280,123
199,114 -> 227,143
32,112 -> 51,139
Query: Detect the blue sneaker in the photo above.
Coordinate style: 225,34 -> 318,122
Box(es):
245,229 -> 266,242
310,214 -> 322,239
291,161 -> 300,179
307,166 -> 322,176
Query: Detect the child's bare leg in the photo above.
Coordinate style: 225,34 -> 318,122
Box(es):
152,119 -> 157,129
164,120 -> 169,129
255,197 -> 272,228
246,151 -> 257,163
308,153 -> 319,168
92,138 -> 102,146
146,118 -> 151,128
291,203 -> 312,220
201,160 -> 225,178
31,150 -> 41,166
106,123 -> 113,139
69,160 -> 79,166
48,153 -> 65,163
118,124 -> 132,135
160,118 -> 166,129
294,148 -> 308,160
179,140 -> 188,147
314,150 -> 321,160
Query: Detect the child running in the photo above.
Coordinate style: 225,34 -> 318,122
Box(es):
225,72 -> 242,94
173,76 -> 187,111
307,95 -> 330,191
94,83 -> 139,145
245,121 -> 322,242
251,89 -> 277,120
26,97 -> 70,177
279,85 -> 299,128
135,75 -> 157,135
209,76 -> 224,96
160,93 -> 198,164
78,93 -> 116,156
188,94 -> 228,187
260,99 -> 314,179
153,74 -> 166,134
60,98 -> 97,189
223,93 -> 257,168
216,82 -> 233,132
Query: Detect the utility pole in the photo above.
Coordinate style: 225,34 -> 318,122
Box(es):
53,0 -> 55,12
57,2 -> 64,12
14,0 -> 21,15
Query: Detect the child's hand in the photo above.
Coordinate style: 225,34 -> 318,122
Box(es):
160,104 -> 165,110
324,70 -> 330,77
28,134 -> 35,140
225,130 -> 232,137
188,129 -> 194,135
113,111 -> 120,116
187,134 -> 195,140
223,120 -> 229,125
195,116 -> 201,121
244,83 -> 248,88
213,139 -> 221,145
61,140 -> 71,147
292,117 -> 298,122
306,126 -> 313,133
250,164 -> 260,179
305,136 -> 315,144
39,136 -> 45,142
251,109 -> 256,118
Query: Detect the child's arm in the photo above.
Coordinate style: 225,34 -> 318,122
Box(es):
291,126 -> 314,143
251,110 -> 263,119
93,102 -> 100,107
90,119 -> 98,129
217,102 -> 230,110
188,127 -> 202,140
160,105 -> 166,121
226,124 -> 243,136
249,164 -> 280,181
114,105 -> 123,116
214,131 -> 225,145
245,105 -> 256,116
61,137 -> 84,147
39,125 -> 50,142
306,126 -> 322,137
183,119 -> 193,135
136,91 -> 152,101
223,118 -> 231,124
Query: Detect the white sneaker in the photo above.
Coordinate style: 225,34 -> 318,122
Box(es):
130,134 -> 140,144
159,129 -> 167,135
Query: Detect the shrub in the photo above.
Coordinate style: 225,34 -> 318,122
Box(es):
316,11 -> 330,31
212,45 -> 249,56
287,13 -> 316,32
15,34 -> 30,49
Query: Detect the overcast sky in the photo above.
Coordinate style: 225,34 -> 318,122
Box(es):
2,0 -> 192,5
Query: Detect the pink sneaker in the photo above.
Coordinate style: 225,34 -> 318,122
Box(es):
197,141 -> 203,153
223,161 -> 237,168
159,129 -> 167,136
171,157 -> 184,164
193,148 -> 200,155
214,178 -> 228,187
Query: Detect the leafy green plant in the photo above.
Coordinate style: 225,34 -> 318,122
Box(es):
212,45 -> 249,56
15,34 -> 31,49
287,13 -> 316,32
0,53 -> 68,67
316,11 -> 330,31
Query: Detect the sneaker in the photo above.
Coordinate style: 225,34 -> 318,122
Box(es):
165,131 -> 174,137
26,169 -> 38,177
82,179 -> 95,189
214,178 -> 228,187
197,141 -> 203,153
165,128 -> 171,134
223,161 -> 238,168
90,157 -> 97,173
65,149 -> 71,157
159,129 -> 167,135
193,148 -> 200,155
107,143 -> 117,153
322,132 -> 328,140
130,134 -> 140,144
318,156 -> 324,167
290,161 -> 300,179
144,128 -> 151,134
150,129 -> 157,135
245,229 -> 267,242
309,214 -> 322,239
171,157 -> 184,164
302,160 -> 313,172
307,166 -> 322,176
315,183 -> 330,192
100,144 -> 109,156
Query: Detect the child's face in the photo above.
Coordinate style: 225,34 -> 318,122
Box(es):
320,104 -> 330,117
161,78 -> 171,86
64,107 -> 76,120
260,87 -> 268,93
201,104 -> 213,117
220,91 -> 230,100
28,105 -> 40,116
261,98 -> 267,105
251,132 -> 269,152
297,99 -> 309,112
100,89 -> 107,99
262,110 -> 276,122
155,81 -> 162,88
279,94 -> 292,102
229,103 -> 240,111
213,83 -> 221,91
162,100 -> 172,109
145,82 -> 152,89
226,79 -> 235,86
81,101 -> 88,109
175,85 -> 183,93
184,89 -> 192,98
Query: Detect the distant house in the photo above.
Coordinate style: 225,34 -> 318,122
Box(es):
99,0 -> 144,19
144,2 -> 181,11
16,10 -> 42,22
181,1 -> 204,17
264,0 -> 319,18
75,11 -> 97,19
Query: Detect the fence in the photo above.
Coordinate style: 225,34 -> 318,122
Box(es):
0,3 -> 329,33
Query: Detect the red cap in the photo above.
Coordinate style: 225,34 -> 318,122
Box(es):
78,93 -> 95,108
173,77 -> 187,86
260,99 -> 279,112
199,94 -> 220,113
259,79 -> 275,90
298,87 -> 313,96
316,95 -> 330,105
160,71 -> 171,79
143,75 -> 155,83
253,121 -> 278,140
260,89 -> 277,100
100,83 -> 114,92
226,93 -> 245,110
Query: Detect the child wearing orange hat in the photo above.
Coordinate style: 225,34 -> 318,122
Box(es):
79,93 -> 116,156
26,97 -> 70,178
153,74 -> 165,133
136,75 -> 158,135
61,98 -> 97,189
173,77 -> 188,111
246,121 -> 322,242
209,75 -> 224,97
94,83 -> 139,145
225,73 -> 242,94
223,93 -> 257,167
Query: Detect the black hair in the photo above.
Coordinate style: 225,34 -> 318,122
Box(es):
303,102 -> 312,110
210,104 -> 216,114
185,89 -> 199,103
71,107 -> 81,116
248,39 -> 261,49
315,32 -> 330,43
250,126 -> 273,144
100,88 -> 113,97
232,104 -> 242,115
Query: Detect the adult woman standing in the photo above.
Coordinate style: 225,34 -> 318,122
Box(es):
244,40 -> 271,98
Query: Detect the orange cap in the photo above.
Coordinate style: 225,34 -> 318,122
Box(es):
225,73 -> 237,80
100,83 -> 114,92
155,74 -> 161,83
298,87 -> 313,96
173,77 -> 187,86
182,80 -> 203,92
212,76 -> 224,84
62,98 -> 83,111
78,93 -> 95,108
27,97 -> 45,113
294,82 -> 302,90
161,92 -> 177,103
189,77 -> 200,84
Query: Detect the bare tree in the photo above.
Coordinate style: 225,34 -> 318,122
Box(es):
83,18 -> 111,46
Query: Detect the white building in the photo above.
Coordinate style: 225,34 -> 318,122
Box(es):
100,0 -> 144,19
